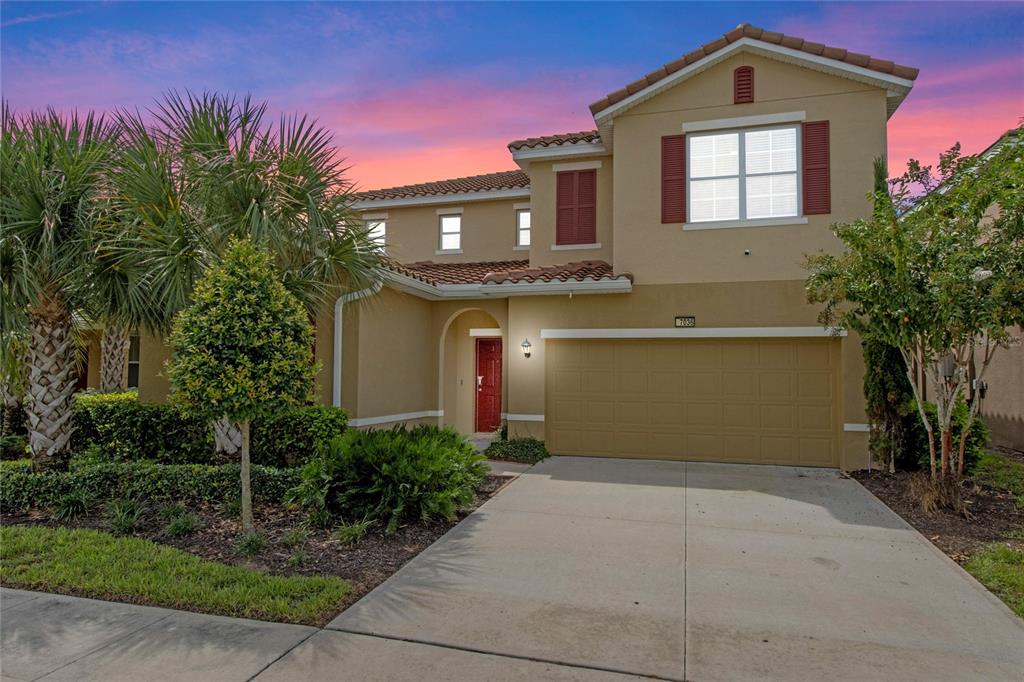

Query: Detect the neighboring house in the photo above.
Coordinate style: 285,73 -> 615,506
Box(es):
84,24 -> 922,469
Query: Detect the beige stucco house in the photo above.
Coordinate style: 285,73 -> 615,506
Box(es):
95,24 -> 928,469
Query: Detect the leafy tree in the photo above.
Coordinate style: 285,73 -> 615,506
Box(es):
107,93 -> 384,451
807,127 -> 1023,482
167,239 -> 315,531
0,108 -> 114,468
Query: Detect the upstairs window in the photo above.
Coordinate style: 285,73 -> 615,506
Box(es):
516,209 -> 531,247
439,213 -> 462,251
127,335 -> 140,389
367,220 -> 386,247
688,125 -> 798,223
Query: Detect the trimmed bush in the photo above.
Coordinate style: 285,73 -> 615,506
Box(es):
292,425 -> 488,533
0,461 -> 300,514
899,400 -> 989,474
484,437 -> 549,464
71,392 -> 346,467
1,435 -> 29,461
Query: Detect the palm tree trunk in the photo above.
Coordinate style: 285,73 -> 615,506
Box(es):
239,420 -> 254,532
100,325 -> 130,392
25,302 -> 78,469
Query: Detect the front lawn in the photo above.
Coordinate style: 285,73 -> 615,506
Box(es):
964,543 -> 1024,617
973,449 -> 1024,506
0,525 -> 349,625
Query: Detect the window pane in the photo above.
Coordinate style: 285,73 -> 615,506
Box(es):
690,178 -> 739,222
128,336 -> 140,362
745,128 -> 796,175
518,228 -> 531,246
441,233 -> 461,250
746,173 -> 797,219
690,133 -> 738,178
127,363 -> 139,389
367,221 -> 386,245
440,215 -> 461,233
517,210 -> 531,229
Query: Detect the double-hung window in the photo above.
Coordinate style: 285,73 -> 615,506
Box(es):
439,213 -> 461,251
688,125 -> 798,224
516,209 -> 531,247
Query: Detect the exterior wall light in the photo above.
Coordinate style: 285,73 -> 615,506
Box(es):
521,338 -> 532,358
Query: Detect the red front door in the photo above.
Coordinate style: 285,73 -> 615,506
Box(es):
475,338 -> 502,432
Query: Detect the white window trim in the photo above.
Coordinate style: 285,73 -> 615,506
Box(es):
435,249 -> 463,255
683,216 -> 808,231
551,242 -> 601,251
515,207 -> 531,248
438,213 -> 462,252
552,159 -> 603,172
687,124 -> 802,227
436,207 -> 463,215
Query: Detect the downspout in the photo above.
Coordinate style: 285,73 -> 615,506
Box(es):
333,280 -> 384,407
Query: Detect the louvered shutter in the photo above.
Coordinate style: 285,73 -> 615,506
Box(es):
802,121 -> 830,215
734,66 -> 754,104
576,169 -> 597,243
556,171 -> 577,244
662,134 -> 686,223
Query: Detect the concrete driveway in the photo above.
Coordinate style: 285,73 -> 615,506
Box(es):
262,456 -> 1023,681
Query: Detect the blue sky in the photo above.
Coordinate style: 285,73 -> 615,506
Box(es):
3,1 -> 1022,188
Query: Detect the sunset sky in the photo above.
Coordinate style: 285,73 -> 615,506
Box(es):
2,1 -> 1022,191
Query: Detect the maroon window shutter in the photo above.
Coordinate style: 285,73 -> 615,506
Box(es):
734,66 -> 754,104
802,121 -> 831,215
576,169 -> 597,243
661,134 -> 686,223
556,171 -> 578,244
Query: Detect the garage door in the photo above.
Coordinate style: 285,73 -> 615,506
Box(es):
545,338 -> 841,467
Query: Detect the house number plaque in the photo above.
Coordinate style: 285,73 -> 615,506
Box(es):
674,316 -> 696,328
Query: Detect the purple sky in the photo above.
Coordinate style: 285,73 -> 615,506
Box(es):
2,1 -> 1021,190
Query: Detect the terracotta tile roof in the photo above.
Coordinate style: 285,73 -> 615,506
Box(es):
388,259 -> 633,287
354,170 -> 529,202
589,23 -> 920,115
508,130 -> 602,151
482,260 -> 632,285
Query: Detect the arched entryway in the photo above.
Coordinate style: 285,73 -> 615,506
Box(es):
438,308 -> 505,435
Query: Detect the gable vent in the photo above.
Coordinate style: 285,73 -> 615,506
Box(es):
734,66 -> 754,104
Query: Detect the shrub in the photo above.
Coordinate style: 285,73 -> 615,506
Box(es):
1,435 -> 29,461
1,461 -> 300,514
484,437 -> 548,464
71,392 -> 345,467
334,518 -> 374,546
106,498 -> 145,535
50,489 -> 98,521
165,511 -> 201,537
237,531 -> 267,556
862,339 -> 914,471
899,400 -> 989,475
281,527 -> 308,549
292,425 -> 488,533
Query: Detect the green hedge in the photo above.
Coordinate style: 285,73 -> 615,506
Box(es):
0,461 -> 300,513
483,437 -> 549,463
71,392 -> 347,467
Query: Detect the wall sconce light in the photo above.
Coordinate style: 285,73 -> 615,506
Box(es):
520,338 -> 532,358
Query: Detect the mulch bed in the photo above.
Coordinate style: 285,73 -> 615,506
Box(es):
851,469 -> 1023,562
4,474 -> 513,612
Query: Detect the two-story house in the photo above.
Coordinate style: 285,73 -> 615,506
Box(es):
117,24 -> 919,470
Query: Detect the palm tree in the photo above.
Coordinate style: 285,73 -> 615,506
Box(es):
0,108 -> 113,468
108,92 -> 385,453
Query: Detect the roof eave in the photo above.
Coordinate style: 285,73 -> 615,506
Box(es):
353,187 -> 531,210
510,141 -> 609,169
384,270 -> 633,300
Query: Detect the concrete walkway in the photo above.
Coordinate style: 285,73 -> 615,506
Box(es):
3,457 -> 1022,680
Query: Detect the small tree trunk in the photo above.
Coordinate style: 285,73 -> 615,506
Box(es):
927,431 -> 937,479
25,302 -> 78,470
214,418 -> 242,457
940,428 -> 953,480
100,325 -> 131,393
239,420 -> 254,533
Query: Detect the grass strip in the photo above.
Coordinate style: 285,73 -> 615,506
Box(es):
0,525 -> 348,625
964,543 -> 1024,618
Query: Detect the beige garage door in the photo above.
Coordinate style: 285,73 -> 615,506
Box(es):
546,338 -> 841,467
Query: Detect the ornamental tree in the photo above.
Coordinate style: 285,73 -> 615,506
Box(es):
167,239 -> 316,531
806,127 -> 1023,481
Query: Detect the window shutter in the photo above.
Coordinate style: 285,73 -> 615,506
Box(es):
556,171 -> 578,244
661,134 -> 686,223
802,121 -> 830,215
577,169 -> 596,243
734,66 -> 754,104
